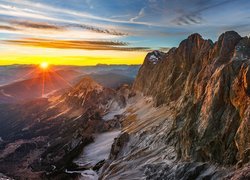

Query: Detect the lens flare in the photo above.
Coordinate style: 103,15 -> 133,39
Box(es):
40,62 -> 49,69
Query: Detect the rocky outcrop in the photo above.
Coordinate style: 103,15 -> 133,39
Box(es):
133,31 -> 250,165
101,31 -> 250,179
63,77 -> 126,116
109,132 -> 129,161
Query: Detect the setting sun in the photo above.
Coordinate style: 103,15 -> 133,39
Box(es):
40,62 -> 49,69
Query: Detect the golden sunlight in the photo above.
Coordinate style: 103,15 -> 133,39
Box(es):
40,62 -> 49,69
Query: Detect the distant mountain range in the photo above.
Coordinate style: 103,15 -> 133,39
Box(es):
0,65 -> 140,104
0,64 -> 140,86
0,69 -> 80,103
74,72 -> 134,89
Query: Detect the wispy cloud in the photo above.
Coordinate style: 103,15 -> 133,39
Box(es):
68,24 -> 128,36
0,18 -> 128,37
172,14 -> 202,26
2,38 -> 150,51
130,8 -> 145,22
0,3 -> 58,21
0,25 -> 18,31
0,0 -> 153,26
11,20 -> 64,30
172,0 -> 236,25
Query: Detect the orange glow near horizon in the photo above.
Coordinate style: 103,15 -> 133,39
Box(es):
0,45 -> 146,66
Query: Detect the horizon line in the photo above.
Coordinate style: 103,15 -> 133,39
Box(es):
0,63 -> 142,67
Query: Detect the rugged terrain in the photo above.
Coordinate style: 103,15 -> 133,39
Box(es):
100,31 -> 250,179
1,31 -> 250,179
0,77 -> 127,179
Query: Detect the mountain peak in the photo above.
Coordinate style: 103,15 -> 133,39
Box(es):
219,30 -> 241,40
76,76 -> 103,91
188,33 -> 203,41
146,50 -> 166,65
63,77 -> 125,115
216,30 -> 242,59
66,76 -> 104,105
178,32 -> 208,52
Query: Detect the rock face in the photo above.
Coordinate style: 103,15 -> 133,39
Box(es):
133,31 -> 250,165
101,31 -> 250,179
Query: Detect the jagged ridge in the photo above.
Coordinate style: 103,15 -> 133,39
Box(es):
100,31 -> 250,179
133,31 -> 250,165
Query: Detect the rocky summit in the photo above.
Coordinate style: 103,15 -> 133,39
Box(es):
100,31 -> 250,179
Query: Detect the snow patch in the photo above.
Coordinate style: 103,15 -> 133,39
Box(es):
66,169 -> 98,180
74,130 -> 121,167
81,170 -> 99,180
148,50 -> 165,65
149,54 -> 159,64
103,107 -> 126,121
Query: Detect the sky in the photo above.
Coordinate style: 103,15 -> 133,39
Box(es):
0,0 -> 250,65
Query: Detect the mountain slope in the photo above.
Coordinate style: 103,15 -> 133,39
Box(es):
100,31 -> 250,179
0,77 -> 126,179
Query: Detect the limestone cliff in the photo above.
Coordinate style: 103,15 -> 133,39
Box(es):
101,31 -> 250,179
133,31 -> 250,165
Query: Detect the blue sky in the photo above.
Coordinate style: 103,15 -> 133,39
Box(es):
0,0 -> 250,65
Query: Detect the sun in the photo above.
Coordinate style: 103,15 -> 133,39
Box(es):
40,62 -> 49,70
